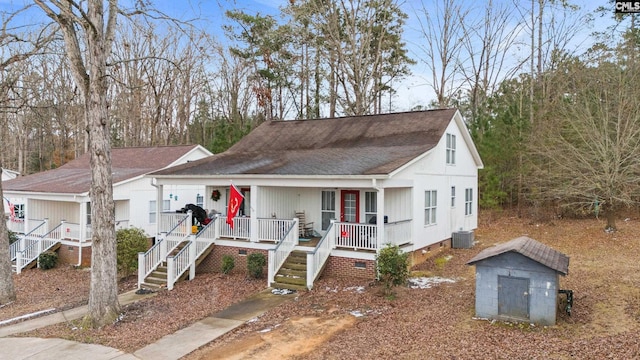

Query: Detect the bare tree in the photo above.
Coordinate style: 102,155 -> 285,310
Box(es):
34,0 -> 120,327
413,0 -> 469,108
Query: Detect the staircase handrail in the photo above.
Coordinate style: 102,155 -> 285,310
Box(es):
267,219 -> 299,287
305,221 -> 335,290
15,222 -> 64,274
167,220 -> 219,290
12,219 -> 50,261
138,235 -> 165,289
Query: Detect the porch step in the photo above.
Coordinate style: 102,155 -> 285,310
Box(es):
272,250 -> 308,291
140,242 -> 215,290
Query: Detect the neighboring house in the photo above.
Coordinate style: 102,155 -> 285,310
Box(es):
2,168 -> 19,182
4,145 -> 212,269
143,109 -> 484,291
466,236 -> 570,325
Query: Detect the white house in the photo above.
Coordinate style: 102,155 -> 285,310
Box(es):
4,145 -> 211,269
142,109 -> 483,291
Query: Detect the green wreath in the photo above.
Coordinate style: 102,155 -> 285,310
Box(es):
211,189 -> 221,201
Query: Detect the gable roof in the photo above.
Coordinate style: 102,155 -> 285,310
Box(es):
466,236 -> 569,275
152,109 -> 480,178
3,145 -> 207,194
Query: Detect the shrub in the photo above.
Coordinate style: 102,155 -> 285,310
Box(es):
8,230 -> 18,245
247,252 -> 266,279
221,254 -> 235,274
116,227 -> 149,278
376,244 -> 409,296
38,250 -> 58,270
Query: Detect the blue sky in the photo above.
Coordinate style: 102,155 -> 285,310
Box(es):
0,0 -> 617,111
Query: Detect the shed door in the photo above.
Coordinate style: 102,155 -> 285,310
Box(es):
498,276 -> 529,320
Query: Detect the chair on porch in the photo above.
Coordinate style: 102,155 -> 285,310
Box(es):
295,210 -> 314,238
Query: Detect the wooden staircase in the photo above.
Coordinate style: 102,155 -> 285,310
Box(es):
140,241 -> 215,290
271,250 -> 308,291
12,242 -> 61,273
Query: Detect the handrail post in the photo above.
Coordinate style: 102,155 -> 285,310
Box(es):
188,234 -> 196,280
16,251 -> 22,274
306,252 -> 313,290
167,256 -> 175,291
267,249 -> 275,287
159,232 -> 167,260
137,252 -> 145,289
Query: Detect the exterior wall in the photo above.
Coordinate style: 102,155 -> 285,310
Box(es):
321,255 -> 376,280
473,252 -> 560,326
196,245 -> 269,277
117,178 -> 205,237
390,118 -> 479,251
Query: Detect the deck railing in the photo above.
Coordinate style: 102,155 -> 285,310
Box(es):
6,219 -> 25,233
267,219 -> 299,286
334,222 -> 378,250
258,218 -> 294,242
62,222 -> 92,242
384,220 -> 412,247
306,220 -> 335,290
218,216 -> 250,240
159,212 -> 192,234
11,220 -> 49,261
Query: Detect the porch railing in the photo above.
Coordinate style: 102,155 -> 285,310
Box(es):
15,222 -> 64,274
6,219 -> 25,233
62,222 -> 92,242
258,218 -> 294,242
159,212 -> 192,234
334,222 -> 377,251
306,220 -> 335,290
384,220 -> 412,247
267,219 -> 299,287
218,216 -> 250,240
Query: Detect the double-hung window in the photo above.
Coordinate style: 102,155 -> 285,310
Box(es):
465,188 -> 473,215
446,133 -> 456,165
424,190 -> 437,225
365,191 -> 377,224
321,190 -> 336,230
451,186 -> 456,208
149,200 -> 171,223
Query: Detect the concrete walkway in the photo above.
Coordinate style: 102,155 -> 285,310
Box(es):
0,288 -> 295,360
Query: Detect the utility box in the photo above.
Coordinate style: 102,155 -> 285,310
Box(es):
452,231 -> 474,249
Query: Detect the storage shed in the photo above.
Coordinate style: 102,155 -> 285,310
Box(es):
466,236 -> 569,325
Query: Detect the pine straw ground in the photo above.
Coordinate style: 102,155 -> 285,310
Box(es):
2,212 -> 640,359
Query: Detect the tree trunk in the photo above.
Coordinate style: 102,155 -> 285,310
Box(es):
605,209 -> 617,232
0,163 -> 17,305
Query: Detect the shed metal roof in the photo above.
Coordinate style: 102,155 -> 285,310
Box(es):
466,236 -> 570,275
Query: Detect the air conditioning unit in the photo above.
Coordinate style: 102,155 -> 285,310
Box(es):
452,230 -> 474,249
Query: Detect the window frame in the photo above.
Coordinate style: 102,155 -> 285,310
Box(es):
446,133 -> 456,165
321,190 -> 336,230
364,191 -> 377,224
424,190 -> 437,226
465,188 -> 473,216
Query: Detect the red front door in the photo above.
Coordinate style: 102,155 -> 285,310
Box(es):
340,190 -> 359,223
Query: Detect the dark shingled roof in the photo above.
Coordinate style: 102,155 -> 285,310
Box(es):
3,145 -> 201,194
466,236 -> 569,275
152,109 -> 458,177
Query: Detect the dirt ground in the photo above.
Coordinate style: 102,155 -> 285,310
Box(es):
4,211 -> 640,359
185,212 -> 640,360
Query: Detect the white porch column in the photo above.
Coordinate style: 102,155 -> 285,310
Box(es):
155,184 -> 163,236
79,202 -> 87,242
377,187 -> 385,251
250,185 -> 258,243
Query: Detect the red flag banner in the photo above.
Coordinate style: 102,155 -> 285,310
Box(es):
226,184 -> 244,229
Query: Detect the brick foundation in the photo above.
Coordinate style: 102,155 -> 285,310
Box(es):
322,256 -> 376,280
409,239 -> 451,267
56,244 -> 92,267
197,245 -> 268,277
